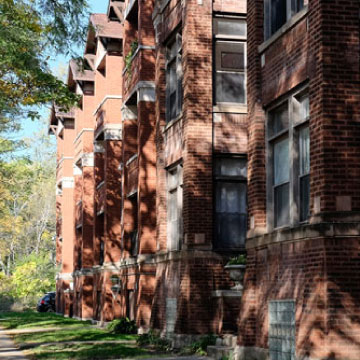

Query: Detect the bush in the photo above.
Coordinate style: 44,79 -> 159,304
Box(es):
107,317 -> 137,334
181,334 -> 217,356
136,330 -> 171,352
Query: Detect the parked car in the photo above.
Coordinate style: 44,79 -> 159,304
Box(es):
37,292 -> 56,312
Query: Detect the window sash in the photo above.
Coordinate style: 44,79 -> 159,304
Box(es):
166,33 -> 182,122
265,0 -> 306,39
167,164 -> 183,251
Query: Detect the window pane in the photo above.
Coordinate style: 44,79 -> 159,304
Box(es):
216,72 -> 245,103
221,51 -> 244,70
169,190 -> 177,221
271,0 -> 287,35
169,61 -> 176,92
215,182 -> 247,248
300,95 -> 309,120
274,183 -> 290,227
215,18 -> 247,37
270,103 -> 288,137
217,42 -> 245,71
292,0 -> 304,15
300,174 -> 310,222
299,126 -> 309,176
274,137 -> 289,185
215,158 -> 247,178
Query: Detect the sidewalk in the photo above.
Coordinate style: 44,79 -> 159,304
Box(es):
0,327 -> 27,359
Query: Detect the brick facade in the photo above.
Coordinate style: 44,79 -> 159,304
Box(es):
51,0 -> 360,358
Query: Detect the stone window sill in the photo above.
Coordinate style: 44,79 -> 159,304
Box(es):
258,6 -> 309,54
163,113 -> 183,133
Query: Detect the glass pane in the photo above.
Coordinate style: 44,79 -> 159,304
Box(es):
271,0 -> 287,35
215,158 -> 247,178
216,72 -> 245,104
274,137 -> 289,185
221,51 -> 244,70
215,18 -> 247,37
169,190 -> 177,221
275,183 -> 289,227
170,92 -> 177,119
168,40 -> 177,59
270,103 -> 288,137
299,126 -> 310,176
169,61 -> 176,92
300,95 -> 309,120
292,0 -> 304,15
217,42 -> 245,71
300,175 -> 310,221
215,182 -> 247,248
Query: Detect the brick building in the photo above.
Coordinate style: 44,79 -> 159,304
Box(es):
237,1 -> 360,359
51,0 -> 360,358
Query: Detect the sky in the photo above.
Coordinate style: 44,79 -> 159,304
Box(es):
16,0 -> 108,150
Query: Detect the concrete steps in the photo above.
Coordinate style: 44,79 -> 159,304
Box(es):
207,335 -> 237,360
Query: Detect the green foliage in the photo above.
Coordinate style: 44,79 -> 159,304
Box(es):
136,330 -> 171,352
181,334 -> 217,356
0,0 -> 89,137
124,41 -> 139,76
107,317 -> 138,335
227,254 -> 247,265
11,253 -> 56,306
0,271 -> 14,310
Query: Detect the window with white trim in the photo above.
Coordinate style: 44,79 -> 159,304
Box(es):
166,32 -> 182,122
167,164 -> 183,251
267,90 -> 310,228
214,16 -> 247,105
264,0 -> 307,39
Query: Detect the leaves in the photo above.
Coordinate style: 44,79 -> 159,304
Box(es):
0,0 -> 89,134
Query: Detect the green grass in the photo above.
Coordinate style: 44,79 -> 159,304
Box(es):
0,310 -> 90,330
0,311 -> 158,359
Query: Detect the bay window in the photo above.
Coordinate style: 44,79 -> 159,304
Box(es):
267,89 -> 310,229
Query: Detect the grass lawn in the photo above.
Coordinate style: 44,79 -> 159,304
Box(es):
0,311 -> 160,359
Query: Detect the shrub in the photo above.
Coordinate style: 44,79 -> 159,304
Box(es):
181,334 -> 217,356
136,330 -> 171,352
227,254 -> 247,265
107,317 -> 137,334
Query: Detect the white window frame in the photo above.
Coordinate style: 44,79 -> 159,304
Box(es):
213,15 -> 247,106
167,163 -> 183,251
266,86 -> 310,230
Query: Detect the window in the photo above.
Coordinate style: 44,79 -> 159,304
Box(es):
214,16 -> 247,105
166,33 -> 182,122
267,90 -> 310,229
269,300 -> 296,360
129,195 -> 138,256
264,0 -> 306,39
214,157 -> 247,249
167,164 -> 183,251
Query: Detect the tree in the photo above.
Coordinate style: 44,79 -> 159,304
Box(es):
0,0 -> 89,142
0,129 -> 56,274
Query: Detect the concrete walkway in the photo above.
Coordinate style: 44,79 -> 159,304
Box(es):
0,328 -> 27,359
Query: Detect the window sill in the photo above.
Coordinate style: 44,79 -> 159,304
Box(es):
213,104 -> 247,114
163,113 -> 183,133
258,6 -> 309,54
